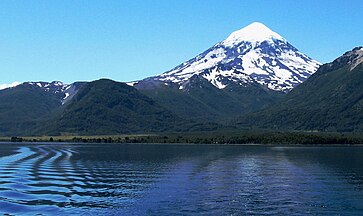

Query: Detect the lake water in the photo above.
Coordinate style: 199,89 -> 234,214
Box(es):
0,143 -> 363,215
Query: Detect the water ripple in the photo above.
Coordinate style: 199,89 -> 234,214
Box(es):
0,144 -> 362,215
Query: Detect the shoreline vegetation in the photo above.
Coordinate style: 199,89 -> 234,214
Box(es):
1,131 -> 363,145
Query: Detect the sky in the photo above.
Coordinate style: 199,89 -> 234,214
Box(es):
0,0 -> 362,85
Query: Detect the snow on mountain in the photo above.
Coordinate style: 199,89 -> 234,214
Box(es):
134,22 -> 321,92
0,82 -> 21,90
27,81 -> 70,93
221,22 -> 284,47
346,46 -> 363,70
25,81 -> 82,104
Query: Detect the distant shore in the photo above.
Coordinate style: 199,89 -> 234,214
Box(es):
1,131 -> 363,145
2,142 -> 363,148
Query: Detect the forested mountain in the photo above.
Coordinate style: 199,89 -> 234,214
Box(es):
237,47 -> 363,132
34,79 -> 218,135
0,82 -> 84,135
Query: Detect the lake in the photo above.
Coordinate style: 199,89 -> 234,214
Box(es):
0,143 -> 363,215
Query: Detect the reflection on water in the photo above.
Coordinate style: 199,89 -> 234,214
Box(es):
0,143 -> 363,215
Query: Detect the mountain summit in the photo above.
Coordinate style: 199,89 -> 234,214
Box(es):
134,22 -> 321,92
222,22 -> 284,46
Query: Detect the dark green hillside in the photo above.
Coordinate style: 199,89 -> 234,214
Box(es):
36,79 -> 196,135
0,84 -> 63,136
140,75 -> 283,123
238,47 -> 363,132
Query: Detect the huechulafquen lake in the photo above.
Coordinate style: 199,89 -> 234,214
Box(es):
0,143 -> 363,215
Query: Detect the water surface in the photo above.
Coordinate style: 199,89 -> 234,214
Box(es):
0,143 -> 363,215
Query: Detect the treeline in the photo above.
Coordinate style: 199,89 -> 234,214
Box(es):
69,132 -> 363,145
9,132 -> 363,145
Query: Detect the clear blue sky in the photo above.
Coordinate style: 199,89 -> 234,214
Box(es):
1,0 -> 362,84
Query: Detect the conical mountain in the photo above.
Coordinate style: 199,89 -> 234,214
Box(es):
134,22 -> 320,92
132,22 -> 320,122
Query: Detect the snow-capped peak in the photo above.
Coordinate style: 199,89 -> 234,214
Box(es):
221,22 -> 285,47
133,22 -> 321,92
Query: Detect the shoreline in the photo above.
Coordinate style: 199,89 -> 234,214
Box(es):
1,131 -> 363,146
1,141 -> 363,147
